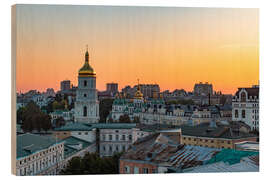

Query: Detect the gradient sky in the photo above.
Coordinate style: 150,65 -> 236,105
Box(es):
15,5 -> 259,94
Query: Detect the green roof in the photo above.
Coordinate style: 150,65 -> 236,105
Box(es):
205,149 -> 259,165
54,122 -> 137,131
54,122 -> 93,131
62,136 -> 94,158
90,123 -> 137,129
17,133 -> 60,159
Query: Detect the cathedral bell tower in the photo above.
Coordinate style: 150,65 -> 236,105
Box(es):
74,46 -> 99,123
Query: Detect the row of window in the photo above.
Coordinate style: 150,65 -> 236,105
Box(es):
124,166 -> 156,174
101,134 -> 132,141
183,137 -> 231,144
234,109 -> 245,118
19,144 -> 63,165
18,153 -> 63,176
101,144 -> 130,153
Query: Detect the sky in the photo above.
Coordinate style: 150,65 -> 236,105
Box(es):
15,5 -> 259,94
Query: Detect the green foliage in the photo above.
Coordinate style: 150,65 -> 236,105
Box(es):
99,98 -> 114,123
17,107 -> 26,124
119,114 -> 131,123
20,101 -> 52,132
133,116 -> 140,123
61,152 -> 122,175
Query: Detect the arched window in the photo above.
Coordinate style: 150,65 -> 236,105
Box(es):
235,109 -> 238,118
242,110 -> 246,118
241,92 -> 246,102
83,106 -> 87,117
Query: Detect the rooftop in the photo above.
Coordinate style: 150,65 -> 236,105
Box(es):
17,133 -> 60,159
54,122 -> 137,131
121,132 -> 220,170
62,136 -> 95,158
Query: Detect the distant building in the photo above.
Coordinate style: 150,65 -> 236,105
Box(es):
106,83 -> 118,95
194,82 -> 213,96
60,80 -> 71,92
44,88 -> 56,98
232,85 -> 259,131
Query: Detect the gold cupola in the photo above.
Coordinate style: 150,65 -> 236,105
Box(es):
78,46 -> 96,77
134,79 -> 144,99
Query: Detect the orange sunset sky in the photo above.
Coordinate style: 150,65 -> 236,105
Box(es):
15,5 -> 259,94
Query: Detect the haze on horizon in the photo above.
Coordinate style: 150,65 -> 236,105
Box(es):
15,5 -> 259,94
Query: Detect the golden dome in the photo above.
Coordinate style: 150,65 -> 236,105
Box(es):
134,81 -> 144,99
78,50 -> 96,77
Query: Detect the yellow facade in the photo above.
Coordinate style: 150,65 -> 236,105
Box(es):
181,135 -> 234,149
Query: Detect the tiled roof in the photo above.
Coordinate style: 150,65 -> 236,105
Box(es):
17,133 -> 60,159
235,87 -> 259,98
179,123 -> 257,139
121,132 -> 220,169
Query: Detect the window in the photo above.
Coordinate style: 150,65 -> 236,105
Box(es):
129,135 -> 132,141
84,94 -> 87,97
241,92 -> 246,102
134,166 -> 139,174
116,145 -> 119,151
85,132 -> 88,135
205,139 -> 208,142
84,80 -> 87,87
211,140 -> 214,143
109,135 -> 112,141
116,134 -> 119,141
83,106 -> 87,117
122,135 -> 126,141
109,146 -> 112,152
227,141 -> 231,144
143,168 -> 149,174
235,109 -> 238,118
124,166 -> 130,173
78,132 -> 81,135
242,110 -> 246,118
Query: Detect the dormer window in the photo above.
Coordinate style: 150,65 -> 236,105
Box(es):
241,92 -> 246,102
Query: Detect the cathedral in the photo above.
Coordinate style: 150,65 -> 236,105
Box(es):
74,48 -> 99,123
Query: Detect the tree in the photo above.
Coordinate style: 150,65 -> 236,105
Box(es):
133,116 -> 140,123
17,107 -> 26,124
61,152 -> 122,175
119,114 -> 131,123
20,101 -> 52,132
99,98 -> 114,123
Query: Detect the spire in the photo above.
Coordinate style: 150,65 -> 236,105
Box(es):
137,79 -> 140,90
85,44 -> 89,63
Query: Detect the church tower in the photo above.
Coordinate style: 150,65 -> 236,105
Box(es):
74,47 -> 99,123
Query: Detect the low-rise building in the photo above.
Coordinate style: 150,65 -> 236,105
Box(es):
179,122 -> 257,149
119,129 -> 220,174
16,133 -> 64,176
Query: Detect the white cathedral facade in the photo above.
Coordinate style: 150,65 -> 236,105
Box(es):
74,49 -> 99,123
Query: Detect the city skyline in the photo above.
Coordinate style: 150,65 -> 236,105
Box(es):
16,5 -> 259,94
